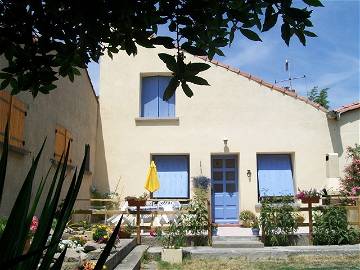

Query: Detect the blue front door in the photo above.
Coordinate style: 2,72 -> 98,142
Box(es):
211,155 -> 239,223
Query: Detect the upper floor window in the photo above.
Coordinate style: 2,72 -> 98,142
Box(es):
0,91 -> 27,149
141,76 -> 175,118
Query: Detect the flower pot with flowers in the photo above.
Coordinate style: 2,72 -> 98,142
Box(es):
295,188 -> 321,204
92,224 -> 112,243
125,192 -> 149,207
118,223 -> 134,238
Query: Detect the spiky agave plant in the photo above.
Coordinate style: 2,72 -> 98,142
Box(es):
0,124 -> 122,269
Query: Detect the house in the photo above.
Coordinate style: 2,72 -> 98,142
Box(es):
0,68 -> 98,216
0,47 -> 358,224
97,46 -> 359,224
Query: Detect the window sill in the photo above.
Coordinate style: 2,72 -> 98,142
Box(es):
0,141 -> 30,156
135,117 -> 179,126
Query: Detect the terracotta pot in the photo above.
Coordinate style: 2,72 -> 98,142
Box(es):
118,230 -> 132,238
301,197 -> 320,204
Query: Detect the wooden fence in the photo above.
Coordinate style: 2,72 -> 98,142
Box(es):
73,199 -> 212,245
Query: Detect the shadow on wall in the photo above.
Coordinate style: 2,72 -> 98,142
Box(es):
327,118 -> 343,157
93,107 -> 110,193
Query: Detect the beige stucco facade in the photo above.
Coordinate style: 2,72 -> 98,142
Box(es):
0,70 -> 99,216
337,109 -> 360,177
98,46 -> 353,213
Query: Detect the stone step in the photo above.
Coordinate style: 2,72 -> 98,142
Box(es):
105,238 -> 137,270
114,245 -> 149,270
212,236 -> 260,241
212,240 -> 264,248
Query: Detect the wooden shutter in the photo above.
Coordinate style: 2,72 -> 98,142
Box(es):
54,126 -> 66,162
9,97 -> 26,148
141,77 -> 159,117
54,126 -> 73,164
0,91 -> 11,142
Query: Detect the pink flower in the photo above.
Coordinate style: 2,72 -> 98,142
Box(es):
30,216 -> 39,233
149,229 -> 157,237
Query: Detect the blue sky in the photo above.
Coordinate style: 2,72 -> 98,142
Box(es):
88,0 -> 359,109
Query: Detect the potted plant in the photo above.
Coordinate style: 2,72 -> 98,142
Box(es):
125,192 -> 149,207
211,223 -> 218,236
251,217 -> 260,236
295,188 -> 321,204
157,219 -> 186,264
239,210 -> 256,227
118,223 -> 133,238
92,224 -> 112,243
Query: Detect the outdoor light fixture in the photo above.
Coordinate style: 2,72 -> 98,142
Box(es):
247,170 -> 252,179
223,137 -> 228,145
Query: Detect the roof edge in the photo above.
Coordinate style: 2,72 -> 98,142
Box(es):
334,101 -> 360,114
194,55 -> 328,113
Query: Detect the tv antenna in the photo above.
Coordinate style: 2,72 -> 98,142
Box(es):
274,59 -> 306,90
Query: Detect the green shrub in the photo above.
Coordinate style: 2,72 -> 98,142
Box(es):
184,189 -> 209,245
313,206 -> 360,245
260,196 -> 298,246
239,210 -> 256,227
157,219 -> 187,249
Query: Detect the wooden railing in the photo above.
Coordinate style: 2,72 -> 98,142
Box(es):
296,196 -> 360,243
73,199 -> 212,245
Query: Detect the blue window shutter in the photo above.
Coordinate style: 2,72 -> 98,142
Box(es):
141,77 -> 159,117
158,76 -> 175,117
257,154 -> 294,197
153,156 -> 188,198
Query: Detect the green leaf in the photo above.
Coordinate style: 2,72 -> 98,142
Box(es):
262,6 -> 278,32
304,30 -> 317,37
0,78 -> 10,90
281,23 -> 291,46
295,31 -> 306,46
158,53 -> 176,72
181,43 -> 207,56
303,0 -> 324,7
39,144 -> 89,270
186,63 -> 210,75
50,246 -> 67,270
152,36 -> 174,49
181,82 -> 193,98
94,215 -> 123,270
0,123 -> 9,203
240,28 -> 262,41
186,75 -> 210,86
26,153 -> 65,269
163,77 -> 179,101
39,84 -> 57,94
0,139 -> 46,264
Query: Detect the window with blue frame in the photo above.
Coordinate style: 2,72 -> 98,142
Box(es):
141,76 -> 175,118
152,155 -> 189,199
257,154 -> 294,198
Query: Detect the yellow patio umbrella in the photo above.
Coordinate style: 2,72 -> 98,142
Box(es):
144,160 -> 160,193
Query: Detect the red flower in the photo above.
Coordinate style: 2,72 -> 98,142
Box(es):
30,216 -> 39,233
